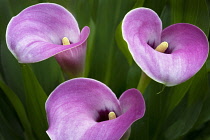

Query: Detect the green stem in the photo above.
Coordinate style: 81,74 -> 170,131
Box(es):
120,128 -> 131,140
66,70 -> 83,79
206,59 -> 210,72
137,71 -> 151,93
84,19 -> 96,78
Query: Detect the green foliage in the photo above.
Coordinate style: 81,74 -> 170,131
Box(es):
0,80 -> 34,139
115,22 -> 133,65
21,64 -> 49,139
0,0 -> 209,139
31,58 -> 64,94
0,96 -> 23,140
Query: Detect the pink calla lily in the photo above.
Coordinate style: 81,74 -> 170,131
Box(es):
122,8 -> 209,86
6,3 -> 90,76
46,78 -> 145,140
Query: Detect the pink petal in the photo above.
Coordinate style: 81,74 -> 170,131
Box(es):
122,8 -> 209,86
46,78 -> 145,140
6,3 -> 89,64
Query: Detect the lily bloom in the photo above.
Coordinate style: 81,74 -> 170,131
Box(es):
122,8 -> 209,86
6,3 -> 90,76
46,78 -> 145,140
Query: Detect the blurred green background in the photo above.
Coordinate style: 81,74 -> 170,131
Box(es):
0,0 -> 210,139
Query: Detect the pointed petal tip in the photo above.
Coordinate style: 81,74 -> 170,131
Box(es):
80,26 -> 90,42
82,26 -> 90,34
120,88 -> 146,118
122,7 -> 161,39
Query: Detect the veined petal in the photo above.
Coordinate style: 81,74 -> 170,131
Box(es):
46,78 -> 122,140
81,89 -> 145,140
6,3 -> 89,63
160,23 -> 209,85
122,8 -> 164,84
122,8 -> 162,61
46,78 -> 145,140
54,27 -> 89,76
122,8 -> 209,86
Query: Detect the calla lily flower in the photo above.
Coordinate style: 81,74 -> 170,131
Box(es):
46,78 -> 145,140
122,8 -> 209,86
6,3 -> 90,76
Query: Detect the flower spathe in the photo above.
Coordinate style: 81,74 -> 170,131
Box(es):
6,3 -> 90,76
46,78 -> 145,140
122,8 -> 209,86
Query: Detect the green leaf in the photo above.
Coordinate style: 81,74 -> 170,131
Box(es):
21,64 -> 49,140
31,58 -> 64,95
184,0 -> 209,36
88,0 -> 124,82
187,67 -> 208,106
164,66 -> 208,140
129,81 -> 164,140
0,80 -> 34,139
187,64 -> 210,127
0,95 -> 23,140
0,40 -> 25,103
207,60 -> 210,72
7,0 -> 38,15
129,62 -> 208,140
0,110 -> 22,140
164,99 -> 203,140
195,80 -> 210,126
84,18 -> 96,77
115,22 -> 133,65
0,133 -> 5,140
115,0 -> 145,66
103,0 -> 137,86
133,0 -> 145,8
170,0 -> 210,35
0,0 -> 12,39
88,0 -> 136,86
126,63 -> 141,89
160,3 -> 172,29
107,50 -> 130,96
165,78 -> 193,116
169,0 -> 184,23
143,0 -> 168,15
